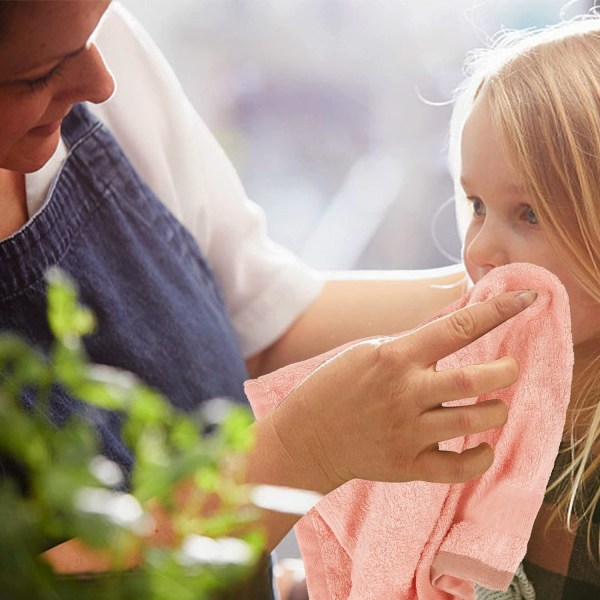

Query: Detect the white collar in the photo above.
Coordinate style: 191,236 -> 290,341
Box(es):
25,137 -> 68,218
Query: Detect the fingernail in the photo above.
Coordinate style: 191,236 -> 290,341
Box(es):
514,289 -> 537,308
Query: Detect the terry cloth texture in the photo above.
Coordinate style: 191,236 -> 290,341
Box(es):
476,563 -> 536,599
245,263 -> 574,599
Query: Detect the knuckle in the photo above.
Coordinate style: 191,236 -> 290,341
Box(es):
454,367 -> 475,397
346,339 -> 380,368
491,293 -> 516,318
455,407 -> 473,434
450,456 -> 468,483
446,309 -> 477,341
374,339 -> 405,373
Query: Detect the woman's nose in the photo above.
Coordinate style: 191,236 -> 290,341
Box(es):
56,44 -> 115,106
464,221 -> 509,271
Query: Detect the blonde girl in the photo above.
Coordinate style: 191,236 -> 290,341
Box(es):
449,15 -> 600,598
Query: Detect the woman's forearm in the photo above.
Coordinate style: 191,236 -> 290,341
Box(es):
242,409 -> 333,551
247,266 -> 468,377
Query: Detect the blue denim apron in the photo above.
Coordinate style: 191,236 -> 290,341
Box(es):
0,103 -> 251,472
0,104 -> 278,598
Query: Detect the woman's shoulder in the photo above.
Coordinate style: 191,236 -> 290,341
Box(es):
90,4 -> 230,230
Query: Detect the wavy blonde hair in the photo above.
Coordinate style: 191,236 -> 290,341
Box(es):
449,16 -> 600,557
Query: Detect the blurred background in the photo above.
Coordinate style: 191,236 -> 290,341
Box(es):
121,0 -> 596,561
121,0 -> 594,272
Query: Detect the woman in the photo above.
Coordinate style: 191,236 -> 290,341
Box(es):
0,0 -> 533,592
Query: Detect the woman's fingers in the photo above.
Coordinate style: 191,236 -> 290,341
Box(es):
413,444 -> 495,484
430,355 -> 519,405
274,290 -> 537,489
397,289 -> 537,370
418,399 -> 508,446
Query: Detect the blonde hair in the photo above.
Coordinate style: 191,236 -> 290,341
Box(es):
450,15 -> 600,557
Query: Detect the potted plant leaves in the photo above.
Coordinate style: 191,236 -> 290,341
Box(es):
0,268 -> 278,599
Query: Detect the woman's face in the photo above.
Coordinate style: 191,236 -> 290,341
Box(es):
0,0 -> 114,173
461,92 -> 600,349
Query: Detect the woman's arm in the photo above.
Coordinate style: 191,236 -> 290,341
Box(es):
47,274 -> 533,574
246,266 -> 468,377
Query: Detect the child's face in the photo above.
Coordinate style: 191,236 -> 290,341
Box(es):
460,92 -> 600,348
0,0 -> 114,173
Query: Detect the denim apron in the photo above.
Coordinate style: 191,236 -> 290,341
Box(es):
0,104 -> 276,598
0,102 -> 251,468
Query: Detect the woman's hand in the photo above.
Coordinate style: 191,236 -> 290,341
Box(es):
268,289 -> 535,493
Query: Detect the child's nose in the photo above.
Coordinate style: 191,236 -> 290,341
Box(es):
465,223 -> 510,272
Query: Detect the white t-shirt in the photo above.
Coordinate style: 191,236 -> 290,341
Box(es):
25,2 -> 324,359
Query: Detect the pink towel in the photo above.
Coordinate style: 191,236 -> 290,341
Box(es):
245,263 -> 574,599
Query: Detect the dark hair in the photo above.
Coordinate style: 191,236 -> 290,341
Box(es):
0,1 -> 17,40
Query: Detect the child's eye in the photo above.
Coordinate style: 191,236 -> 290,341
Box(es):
23,64 -> 63,92
467,197 -> 485,217
523,206 -> 538,225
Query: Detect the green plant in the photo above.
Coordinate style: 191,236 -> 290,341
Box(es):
0,268 -> 265,599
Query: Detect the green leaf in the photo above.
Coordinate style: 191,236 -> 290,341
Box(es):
129,387 -> 169,425
194,467 -> 220,494
46,267 -> 96,341
170,417 -> 200,451
0,268 -> 266,597
219,407 -> 255,453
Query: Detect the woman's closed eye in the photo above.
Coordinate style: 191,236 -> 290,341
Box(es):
22,64 -> 64,92
17,44 -> 86,93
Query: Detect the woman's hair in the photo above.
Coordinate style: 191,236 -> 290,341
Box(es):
0,1 -> 16,41
450,15 -> 600,557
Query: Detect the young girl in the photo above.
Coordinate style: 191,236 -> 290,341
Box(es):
449,15 -> 600,598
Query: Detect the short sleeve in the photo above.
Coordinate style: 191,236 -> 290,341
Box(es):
91,3 -> 324,357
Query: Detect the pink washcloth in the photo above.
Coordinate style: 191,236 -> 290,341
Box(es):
245,263 -> 574,599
